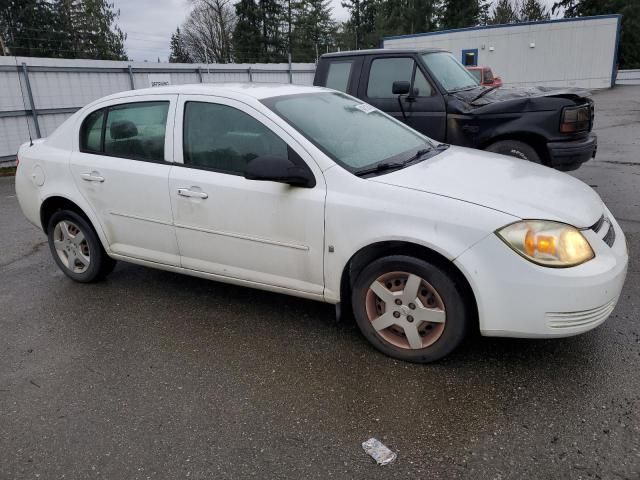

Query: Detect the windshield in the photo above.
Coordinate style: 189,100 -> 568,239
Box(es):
262,92 -> 432,172
422,52 -> 480,92
468,69 -> 482,83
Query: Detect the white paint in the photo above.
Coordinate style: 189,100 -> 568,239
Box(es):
14,84 -> 628,351
384,16 -> 620,89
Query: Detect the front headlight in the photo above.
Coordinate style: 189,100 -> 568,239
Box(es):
560,105 -> 590,133
496,220 -> 594,267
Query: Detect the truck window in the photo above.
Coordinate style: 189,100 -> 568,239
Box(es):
367,58 -> 413,98
325,61 -> 353,93
367,58 -> 433,98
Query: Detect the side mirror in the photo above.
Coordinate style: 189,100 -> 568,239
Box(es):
392,81 -> 411,95
244,155 -> 315,188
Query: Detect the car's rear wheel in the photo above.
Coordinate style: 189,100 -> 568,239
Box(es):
351,255 -> 469,363
47,210 -> 115,283
486,139 -> 542,164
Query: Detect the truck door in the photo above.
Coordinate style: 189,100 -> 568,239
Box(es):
358,55 -> 447,142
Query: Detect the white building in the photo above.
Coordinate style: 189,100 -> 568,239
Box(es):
383,15 -> 621,89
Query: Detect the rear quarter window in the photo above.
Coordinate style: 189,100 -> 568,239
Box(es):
325,61 -> 353,93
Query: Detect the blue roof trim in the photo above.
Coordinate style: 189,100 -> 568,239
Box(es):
382,14 -> 623,42
611,15 -> 622,87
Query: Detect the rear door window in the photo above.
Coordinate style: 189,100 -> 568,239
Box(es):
102,101 -> 169,162
325,61 -> 353,93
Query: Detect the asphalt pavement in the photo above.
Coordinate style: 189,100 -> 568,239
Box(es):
1,86 -> 639,479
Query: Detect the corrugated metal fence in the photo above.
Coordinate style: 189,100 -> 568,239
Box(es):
0,56 -> 316,165
616,69 -> 640,86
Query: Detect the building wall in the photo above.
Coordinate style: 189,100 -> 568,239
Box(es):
383,15 -> 621,90
0,57 -> 315,162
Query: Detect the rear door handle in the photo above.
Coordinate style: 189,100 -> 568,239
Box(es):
177,188 -> 208,199
80,172 -> 105,183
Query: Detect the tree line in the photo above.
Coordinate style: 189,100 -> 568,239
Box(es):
1,0 -> 638,69
0,0 -> 126,59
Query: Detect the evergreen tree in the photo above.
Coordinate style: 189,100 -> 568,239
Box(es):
233,0 -> 262,62
440,0 -> 487,29
341,0 -> 378,49
258,0 -> 286,62
169,27 -> 192,63
491,0 -> 519,24
1,0 -> 62,57
553,0 -> 639,68
54,0 -> 126,59
290,0 -> 336,62
519,0 -> 550,21
379,0 -> 440,36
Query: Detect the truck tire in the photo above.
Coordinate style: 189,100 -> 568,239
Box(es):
486,140 -> 542,164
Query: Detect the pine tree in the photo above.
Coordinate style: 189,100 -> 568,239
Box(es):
341,0 -> 378,49
1,0 -> 62,57
233,0 -> 262,62
519,0 -> 550,21
379,0 -> 440,36
491,0 -> 519,24
258,0 -> 287,62
291,0 -> 336,62
553,0 -> 639,69
169,27 -> 192,63
441,0 -> 486,29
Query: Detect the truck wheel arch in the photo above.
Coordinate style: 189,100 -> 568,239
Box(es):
482,133 -> 550,165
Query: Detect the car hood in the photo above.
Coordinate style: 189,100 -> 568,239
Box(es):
370,146 -> 603,228
449,85 -> 592,113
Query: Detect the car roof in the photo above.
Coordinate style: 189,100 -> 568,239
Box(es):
91,83 -> 331,104
321,48 -> 446,58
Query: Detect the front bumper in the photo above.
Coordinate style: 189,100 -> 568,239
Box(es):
547,133 -> 597,171
454,209 -> 628,338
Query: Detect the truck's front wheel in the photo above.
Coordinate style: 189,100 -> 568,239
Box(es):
486,140 -> 542,164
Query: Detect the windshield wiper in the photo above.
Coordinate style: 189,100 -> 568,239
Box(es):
354,147 -> 432,177
470,85 -> 500,102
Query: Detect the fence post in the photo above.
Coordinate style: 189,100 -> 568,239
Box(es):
288,53 -> 293,84
248,66 -> 253,83
21,63 -> 41,139
197,67 -> 203,83
127,65 -> 135,90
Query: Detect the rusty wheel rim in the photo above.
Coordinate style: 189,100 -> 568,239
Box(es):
365,271 -> 446,350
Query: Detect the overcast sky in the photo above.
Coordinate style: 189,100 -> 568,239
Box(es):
114,0 -> 556,62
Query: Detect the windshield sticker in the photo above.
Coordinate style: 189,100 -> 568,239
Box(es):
354,103 -> 377,114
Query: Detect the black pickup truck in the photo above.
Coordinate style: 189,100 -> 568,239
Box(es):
314,49 -> 597,171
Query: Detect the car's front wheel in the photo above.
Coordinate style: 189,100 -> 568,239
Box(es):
351,255 -> 469,363
47,210 -> 116,283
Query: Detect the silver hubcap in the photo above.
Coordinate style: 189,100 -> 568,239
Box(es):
53,220 -> 90,274
365,271 -> 446,350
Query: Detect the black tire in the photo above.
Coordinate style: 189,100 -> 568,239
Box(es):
351,255 -> 469,363
47,210 -> 116,283
486,140 -> 542,164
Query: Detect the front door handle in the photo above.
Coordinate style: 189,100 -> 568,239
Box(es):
177,188 -> 208,199
80,172 -> 105,183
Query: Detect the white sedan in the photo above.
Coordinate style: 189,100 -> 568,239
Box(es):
15,84 -> 628,362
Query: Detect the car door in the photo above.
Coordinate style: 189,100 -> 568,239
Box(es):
168,95 -> 326,296
358,55 -> 447,141
70,95 -> 180,266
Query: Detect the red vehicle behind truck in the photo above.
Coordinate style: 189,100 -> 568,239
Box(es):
467,66 -> 503,88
